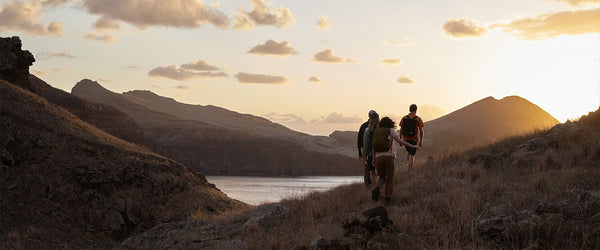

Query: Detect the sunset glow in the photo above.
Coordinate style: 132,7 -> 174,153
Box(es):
3,0 -> 599,135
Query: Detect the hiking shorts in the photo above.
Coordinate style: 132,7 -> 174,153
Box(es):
405,140 -> 417,155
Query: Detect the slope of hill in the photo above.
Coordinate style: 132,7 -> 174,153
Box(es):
72,80 -> 361,176
0,36 -> 145,144
0,78 -> 246,249
117,108 -> 600,249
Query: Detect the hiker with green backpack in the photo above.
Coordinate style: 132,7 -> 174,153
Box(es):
371,117 -> 419,205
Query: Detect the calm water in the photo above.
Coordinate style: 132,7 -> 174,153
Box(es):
206,176 -> 362,205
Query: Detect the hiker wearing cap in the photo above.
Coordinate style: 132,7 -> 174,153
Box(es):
357,110 -> 378,187
400,104 -> 425,170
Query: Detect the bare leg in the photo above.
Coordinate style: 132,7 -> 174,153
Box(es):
408,154 -> 415,169
370,169 -> 377,188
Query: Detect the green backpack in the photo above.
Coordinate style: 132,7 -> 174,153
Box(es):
372,127 -> 392,152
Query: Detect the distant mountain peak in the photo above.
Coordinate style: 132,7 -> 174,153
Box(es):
72,79 -> 109,93
123,90 -> 176,102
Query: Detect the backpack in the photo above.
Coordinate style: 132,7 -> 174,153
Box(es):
402,115 -> 419,137
372,127 -> 392,152
363,128 -> 375,156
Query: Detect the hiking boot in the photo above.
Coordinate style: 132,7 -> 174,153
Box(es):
384,197 -> 391,205
372,186 -> 380,201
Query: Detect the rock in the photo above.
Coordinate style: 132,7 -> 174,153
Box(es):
363,206 -> 388,218
309,236 -> 328,250
244,204 -> 289,230
0,36 -> 35,83
104,209 -> 125,232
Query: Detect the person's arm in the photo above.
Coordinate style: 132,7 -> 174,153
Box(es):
394,136 -> 417,148
418,118 -> 424,148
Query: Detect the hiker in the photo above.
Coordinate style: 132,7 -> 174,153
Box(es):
399,104 -> 425,170
371,117 -> 419,205
358,110 -> 378,187
362,115 -> 379,188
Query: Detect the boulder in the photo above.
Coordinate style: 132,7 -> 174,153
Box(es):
0,36 -> 35,83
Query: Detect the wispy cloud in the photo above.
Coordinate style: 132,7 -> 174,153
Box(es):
262,112 -> 307,125
397,74 -> 415,84
490,8 -> 600,40
37,51 -> 77,60
381,58 -> 402,66
93,16 -> 120,31
181,60 -> 222,71
98,78 -> 110,82
308,76 -> 321,83
149,65 -> 227,81
384,39 -> 412,46
235,72 -> 290,84
247,39 -> 297,56
311,112 -> 362,124
317,15 -> 330,29
83,33 -> 116,43
443,18 -> 487,38
311,49 -> 357,64
81,0 -> 229,30
174,85 -> 192,90
0,1 -> 63,36
553,0 -> 600,6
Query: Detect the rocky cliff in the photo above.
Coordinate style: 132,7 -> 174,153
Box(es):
0,36 -> 146,145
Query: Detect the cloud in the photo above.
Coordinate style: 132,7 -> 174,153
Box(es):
247,39 -> 297,56
246,0 -> 294,28
554,0 -> 600,6
311,113 -> 361,124
174,85 -> 191,90
149,65 -> 227,81
490,8 -> 600,40
234,72 -> 290,84
397,74 -> 415,84
30,69 -> 46,76
81,0 -> 230,30
98,78 -> 110,82
262,112 -> 306,125
180,59 -> 221,71
233,9 -> 255,31
384,39 -> 412,46
50,67 -> 68,73
442,18 -> 487,38
317,15 -> 330,29
311,49 -> 358,64
37,51 -> 76,60
93,16 -> 120,31
42,0 -> 73,7
127,66 -> 138,69
308,76 -> 321,83
83,33 -> 116,43
0,1 -> 64,36
381,58 -> 402,65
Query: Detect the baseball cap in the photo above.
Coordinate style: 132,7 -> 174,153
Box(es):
368,110 -> 378,118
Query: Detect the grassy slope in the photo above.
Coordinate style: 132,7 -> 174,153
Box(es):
239,108 -> 600,249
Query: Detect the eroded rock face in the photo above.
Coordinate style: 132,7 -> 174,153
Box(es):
0,36 -> 35,84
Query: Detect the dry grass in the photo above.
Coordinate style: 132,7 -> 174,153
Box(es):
200,108 -> 600,249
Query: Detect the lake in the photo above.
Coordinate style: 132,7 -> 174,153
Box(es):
206,176 -> 363,205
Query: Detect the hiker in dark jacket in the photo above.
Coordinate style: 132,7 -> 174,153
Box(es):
357,110 -> 378,186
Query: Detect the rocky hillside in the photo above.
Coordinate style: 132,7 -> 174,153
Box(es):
72,80 -> 362,176
0,36 -> 145,144
116,108 -> 600,249
0,37 -> 245,249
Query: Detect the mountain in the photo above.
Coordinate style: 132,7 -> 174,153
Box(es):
72,80 -> 361,176
331,96 -> 559,164
0,36 -> 244,249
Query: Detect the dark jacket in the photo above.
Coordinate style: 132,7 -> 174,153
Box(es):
357,120 -> 369,157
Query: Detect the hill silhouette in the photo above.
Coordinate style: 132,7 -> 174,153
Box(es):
0,36 -> 245,249
72,79 -> 362,176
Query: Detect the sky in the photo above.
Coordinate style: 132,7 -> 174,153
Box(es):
1,0 -> 599,135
